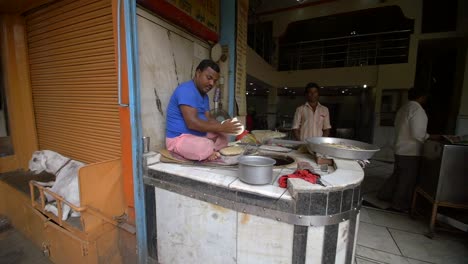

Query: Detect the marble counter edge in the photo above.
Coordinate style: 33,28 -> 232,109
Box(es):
146,155 -> 364,201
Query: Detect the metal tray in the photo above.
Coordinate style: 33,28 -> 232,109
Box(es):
268,137 -> 380,160
305,137 -> 380,160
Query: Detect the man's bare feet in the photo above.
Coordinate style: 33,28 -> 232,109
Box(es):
207,151 -> 221,161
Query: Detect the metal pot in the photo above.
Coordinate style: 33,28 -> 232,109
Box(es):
238,156 -> 276,185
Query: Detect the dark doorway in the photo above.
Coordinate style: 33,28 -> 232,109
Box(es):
414,39 -> 464,135
0,52 -> 14,157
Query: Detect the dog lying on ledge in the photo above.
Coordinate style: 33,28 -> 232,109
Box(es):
29,150 -> 84,221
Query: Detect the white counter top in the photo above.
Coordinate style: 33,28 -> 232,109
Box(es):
147,150 -> 364,200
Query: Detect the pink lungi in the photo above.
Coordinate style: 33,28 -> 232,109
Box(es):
166,133 -> 228,161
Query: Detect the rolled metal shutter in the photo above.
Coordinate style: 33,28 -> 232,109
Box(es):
26,0 -> 120,164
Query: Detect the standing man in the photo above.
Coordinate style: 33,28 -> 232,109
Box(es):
378,88 -> 433,212
292,82 -> 331,141
166,59 -> 241,161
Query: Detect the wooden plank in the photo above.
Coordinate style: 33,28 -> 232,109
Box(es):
78,158 -> 125,233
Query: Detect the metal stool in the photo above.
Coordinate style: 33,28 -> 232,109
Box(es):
411,186 -> 468,238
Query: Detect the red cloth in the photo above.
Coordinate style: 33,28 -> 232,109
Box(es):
278,169 -> 321,188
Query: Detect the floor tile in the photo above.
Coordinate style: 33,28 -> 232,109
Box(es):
406,258 -> 433,264
360,208 -> 373,224
390,229 -> 468,264
366,208 -> 427,234
357,222 -> 401,255
356,257 -> 382,263
356,245 -> 410,264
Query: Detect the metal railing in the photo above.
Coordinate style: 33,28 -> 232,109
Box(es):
278,30 -> 412,70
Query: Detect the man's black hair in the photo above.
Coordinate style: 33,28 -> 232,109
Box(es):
304,82 -> 320,94
408,88 -> 429,100
196,59 -> 220,73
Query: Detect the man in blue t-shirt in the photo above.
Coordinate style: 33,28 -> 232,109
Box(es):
166,59 -> 241,161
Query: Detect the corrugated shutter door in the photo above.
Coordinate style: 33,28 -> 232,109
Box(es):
26,0 -> 121,164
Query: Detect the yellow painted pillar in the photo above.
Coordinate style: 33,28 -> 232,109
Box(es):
0,15 -> 38,172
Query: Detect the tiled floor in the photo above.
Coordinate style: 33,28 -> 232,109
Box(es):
356,160 -> 468,264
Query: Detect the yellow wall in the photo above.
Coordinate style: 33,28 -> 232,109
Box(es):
247,47 -> 380,88
0,15 -> 38,172
250,0 -> 422,90
261,0 -> 420,38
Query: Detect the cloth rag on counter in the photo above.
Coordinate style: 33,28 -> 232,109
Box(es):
278,169 -> 323,188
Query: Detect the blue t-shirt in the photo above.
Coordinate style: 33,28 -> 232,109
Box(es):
166,80 -> 210,138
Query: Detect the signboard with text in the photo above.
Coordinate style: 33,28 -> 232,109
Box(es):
137,0 -> 219,42
165,0 -> 219,33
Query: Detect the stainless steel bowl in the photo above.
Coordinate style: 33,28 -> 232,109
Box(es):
305,137 -> 380,160
267,138 -> 380,160
238,156 -> 276,185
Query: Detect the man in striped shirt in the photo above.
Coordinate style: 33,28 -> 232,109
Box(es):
292,83 -> 331,141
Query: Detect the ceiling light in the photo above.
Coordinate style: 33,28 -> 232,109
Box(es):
249,82 -> 253,85
254,88 -> 256,90
284,87 -> 288,90
246,92 -> 249,95
363,84 -> 367,88
342,90 -> 345,94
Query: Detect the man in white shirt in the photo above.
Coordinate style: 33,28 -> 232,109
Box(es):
292,83 -> 331,141
378,88 -> 432,212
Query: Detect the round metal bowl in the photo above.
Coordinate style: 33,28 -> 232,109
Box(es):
238,156 -> 276,185
305,137 -> 380,160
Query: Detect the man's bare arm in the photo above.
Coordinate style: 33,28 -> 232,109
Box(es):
204,111 -> 219,123
180,105 -> 240,134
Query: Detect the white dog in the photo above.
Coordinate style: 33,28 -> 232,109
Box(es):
29,150 -> 84,220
